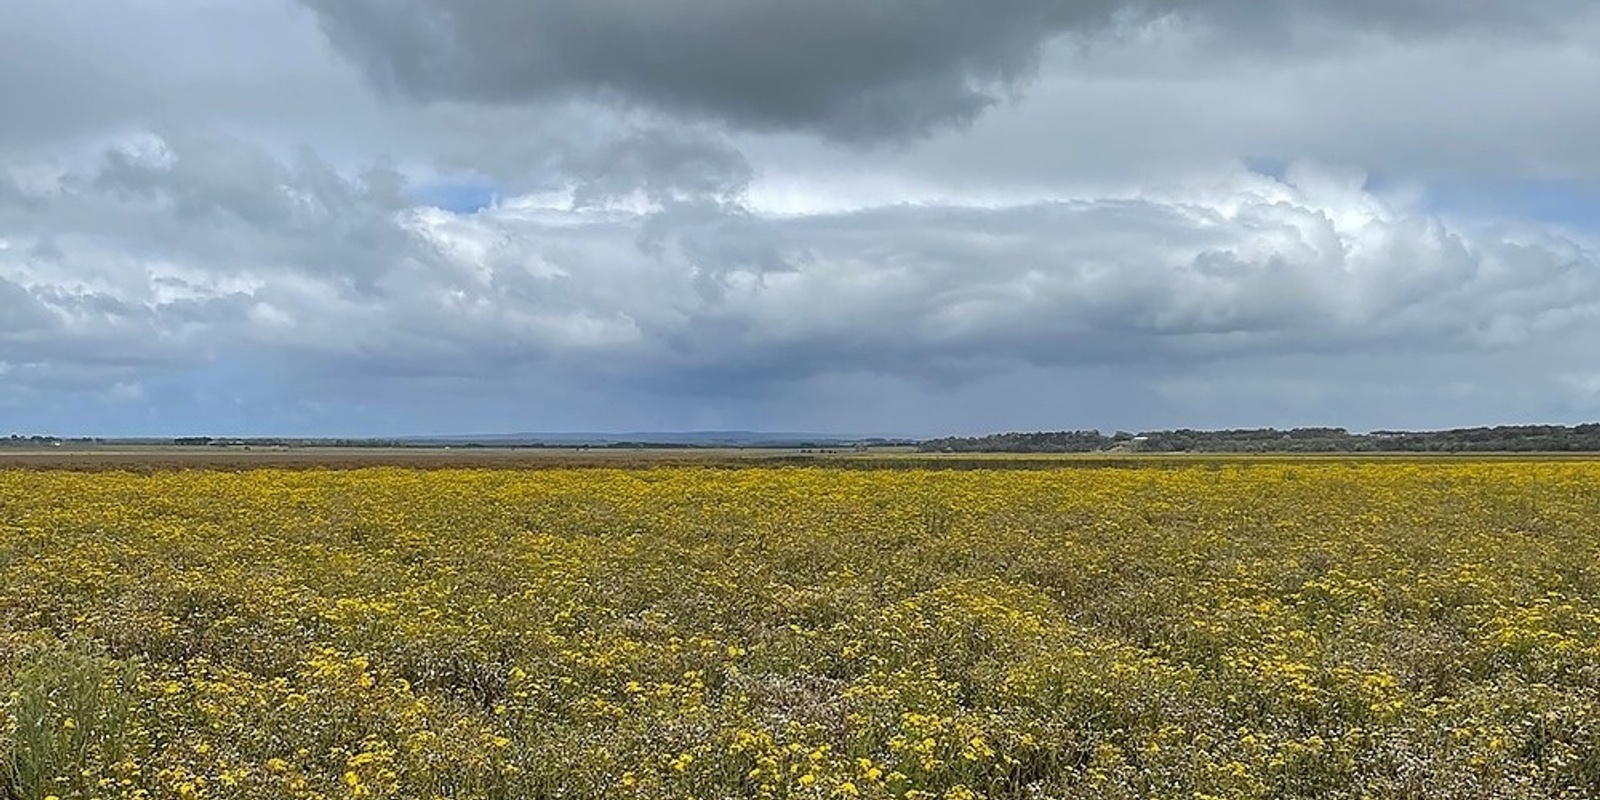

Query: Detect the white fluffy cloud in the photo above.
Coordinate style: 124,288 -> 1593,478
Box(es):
5,134 -> 1598,416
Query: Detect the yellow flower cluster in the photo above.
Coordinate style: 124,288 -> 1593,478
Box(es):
4,461 -> 1600,798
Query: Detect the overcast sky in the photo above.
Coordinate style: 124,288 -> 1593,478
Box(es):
4,1 -> 1600,437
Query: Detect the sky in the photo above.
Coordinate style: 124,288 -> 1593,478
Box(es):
3,1 -> 1600,437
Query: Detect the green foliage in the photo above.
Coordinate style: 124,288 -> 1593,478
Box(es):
922,424 -> 1600,453
3,638 -> 147,800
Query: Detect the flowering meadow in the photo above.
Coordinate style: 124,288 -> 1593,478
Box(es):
4,462 -> 1600,799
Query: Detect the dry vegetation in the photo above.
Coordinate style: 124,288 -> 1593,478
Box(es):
4,462 -> 1600,798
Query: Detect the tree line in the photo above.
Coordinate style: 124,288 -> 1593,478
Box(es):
918,425 -> 1600,453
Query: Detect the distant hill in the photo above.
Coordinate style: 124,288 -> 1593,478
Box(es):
399,431 -> 908,447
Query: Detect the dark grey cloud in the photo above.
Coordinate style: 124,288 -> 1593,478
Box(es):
300,0 -> 1131,139
298,0 -> 1595,141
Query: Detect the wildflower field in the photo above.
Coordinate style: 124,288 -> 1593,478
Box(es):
4,461 -> 1600,799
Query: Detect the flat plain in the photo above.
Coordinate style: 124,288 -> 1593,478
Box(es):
4,457 -> 1600,798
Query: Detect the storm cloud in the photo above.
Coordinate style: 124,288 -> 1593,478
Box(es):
298,0 -> 1121,139
299,0 -> 1597,140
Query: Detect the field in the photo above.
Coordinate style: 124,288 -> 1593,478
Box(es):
0,446 -> 871,473
4,462 -> 1600,799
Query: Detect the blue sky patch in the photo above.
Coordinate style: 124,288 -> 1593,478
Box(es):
1421,178 -> 1600,233
410,181 -> 499,214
